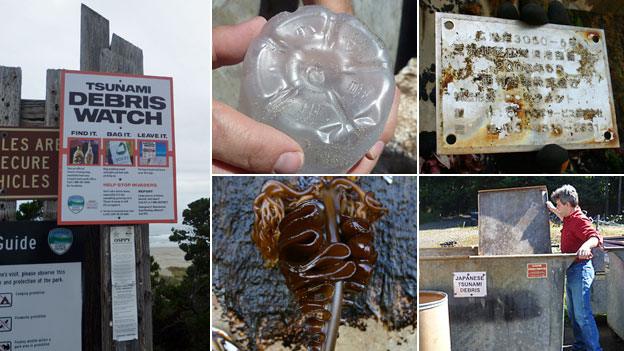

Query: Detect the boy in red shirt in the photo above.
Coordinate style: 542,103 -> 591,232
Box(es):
547,184 -> 603,351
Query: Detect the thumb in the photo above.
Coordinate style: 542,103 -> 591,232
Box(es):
212,100 -> 304,173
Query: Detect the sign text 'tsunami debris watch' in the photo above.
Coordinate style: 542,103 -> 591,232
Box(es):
58,70 -> 177,224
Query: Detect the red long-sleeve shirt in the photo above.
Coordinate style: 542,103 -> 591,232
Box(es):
561,208 -> 603,256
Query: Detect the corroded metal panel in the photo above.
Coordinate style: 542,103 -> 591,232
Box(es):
478,186 -> 552,255
436,13 -> 619,154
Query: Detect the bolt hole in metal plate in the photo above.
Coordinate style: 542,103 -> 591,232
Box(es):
436,13 -> 619,155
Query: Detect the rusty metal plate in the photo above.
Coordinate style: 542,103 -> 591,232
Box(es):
436,13 -> 619,154
0,127 -> 59,200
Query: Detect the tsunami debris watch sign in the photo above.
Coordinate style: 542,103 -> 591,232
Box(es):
58,70 -> 177,224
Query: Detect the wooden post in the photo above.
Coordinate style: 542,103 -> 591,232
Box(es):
42,69 -> 61,219
0,66 -> 21,220
1,5 -> 153,349
79,4 -> 153,350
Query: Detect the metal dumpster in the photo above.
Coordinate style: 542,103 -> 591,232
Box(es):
420,247 -> 478,257
606,245 -> 624,339
590,272 -> 607,315
420,251 -> 576,351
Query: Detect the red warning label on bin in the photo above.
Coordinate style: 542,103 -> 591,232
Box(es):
527,263 -> 548,279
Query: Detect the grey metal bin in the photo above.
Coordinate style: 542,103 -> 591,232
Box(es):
420,251 -> 576,351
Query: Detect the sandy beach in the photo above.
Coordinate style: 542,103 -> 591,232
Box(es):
150,246 -> 191,276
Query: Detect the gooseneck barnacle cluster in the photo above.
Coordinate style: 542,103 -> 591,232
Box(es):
252,177 -> 387,351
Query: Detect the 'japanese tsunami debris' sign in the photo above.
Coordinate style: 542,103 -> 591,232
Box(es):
453,271 -> 487,297
436,13 -> 618,154
58,70 -> 177,224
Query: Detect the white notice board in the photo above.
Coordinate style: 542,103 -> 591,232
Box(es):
0,263 -> 82,350
453,271 -> 487,298
110,226 -> 138,341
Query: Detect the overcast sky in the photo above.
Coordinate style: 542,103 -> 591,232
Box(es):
0,0 -> 212,243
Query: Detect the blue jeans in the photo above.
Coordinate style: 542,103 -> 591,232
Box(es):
566,260 -> 602,351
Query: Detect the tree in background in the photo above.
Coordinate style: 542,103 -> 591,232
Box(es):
420,177 -> 622,223
152,198 -> 210,351
15,200 -> 43,220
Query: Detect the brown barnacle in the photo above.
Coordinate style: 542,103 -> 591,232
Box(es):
252,177 -> 387,351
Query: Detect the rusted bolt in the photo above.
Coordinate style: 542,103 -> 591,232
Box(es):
446,134 -> 457,145
604,131 -> 612,140
444,21 -> 454,30
1,132 -> 7,138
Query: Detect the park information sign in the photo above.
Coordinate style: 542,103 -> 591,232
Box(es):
0,222 -> 87,351
0,128 -> 59,200
58,70 -> 177,224
436,13 -> 618,154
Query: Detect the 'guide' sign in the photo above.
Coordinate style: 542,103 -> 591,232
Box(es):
0,221 -> 88,351
58,70 -> 177,224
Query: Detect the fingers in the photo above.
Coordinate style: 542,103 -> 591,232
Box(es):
212,100 -> 304,173
497,1 -> 519,20
547,0 -> 570,25
519,0 -> 548,25
576,248 -> 593,260
536,144 -> 569,173
498,0 -> 569,25
212,16 -> 267,69
302,0 -> 353,14
348,141 -> 385,174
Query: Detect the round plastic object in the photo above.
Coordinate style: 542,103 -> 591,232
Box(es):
239,6 -> 395,173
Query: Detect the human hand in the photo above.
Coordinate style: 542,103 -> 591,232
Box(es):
213,16 -> 398,174
303,0 -> 353,15
498,0 -> 570,25
213,17 -> 304,174
546,201 -> 556,212
576,244 -> 593,260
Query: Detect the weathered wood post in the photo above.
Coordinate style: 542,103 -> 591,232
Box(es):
0,66 -> 21,220
1,4 -> 156,350
79,4 -> 153,351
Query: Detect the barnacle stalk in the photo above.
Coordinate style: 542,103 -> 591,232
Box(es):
252,177 -> 387,351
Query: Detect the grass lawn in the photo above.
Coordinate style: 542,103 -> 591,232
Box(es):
419,223 -> 623,249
